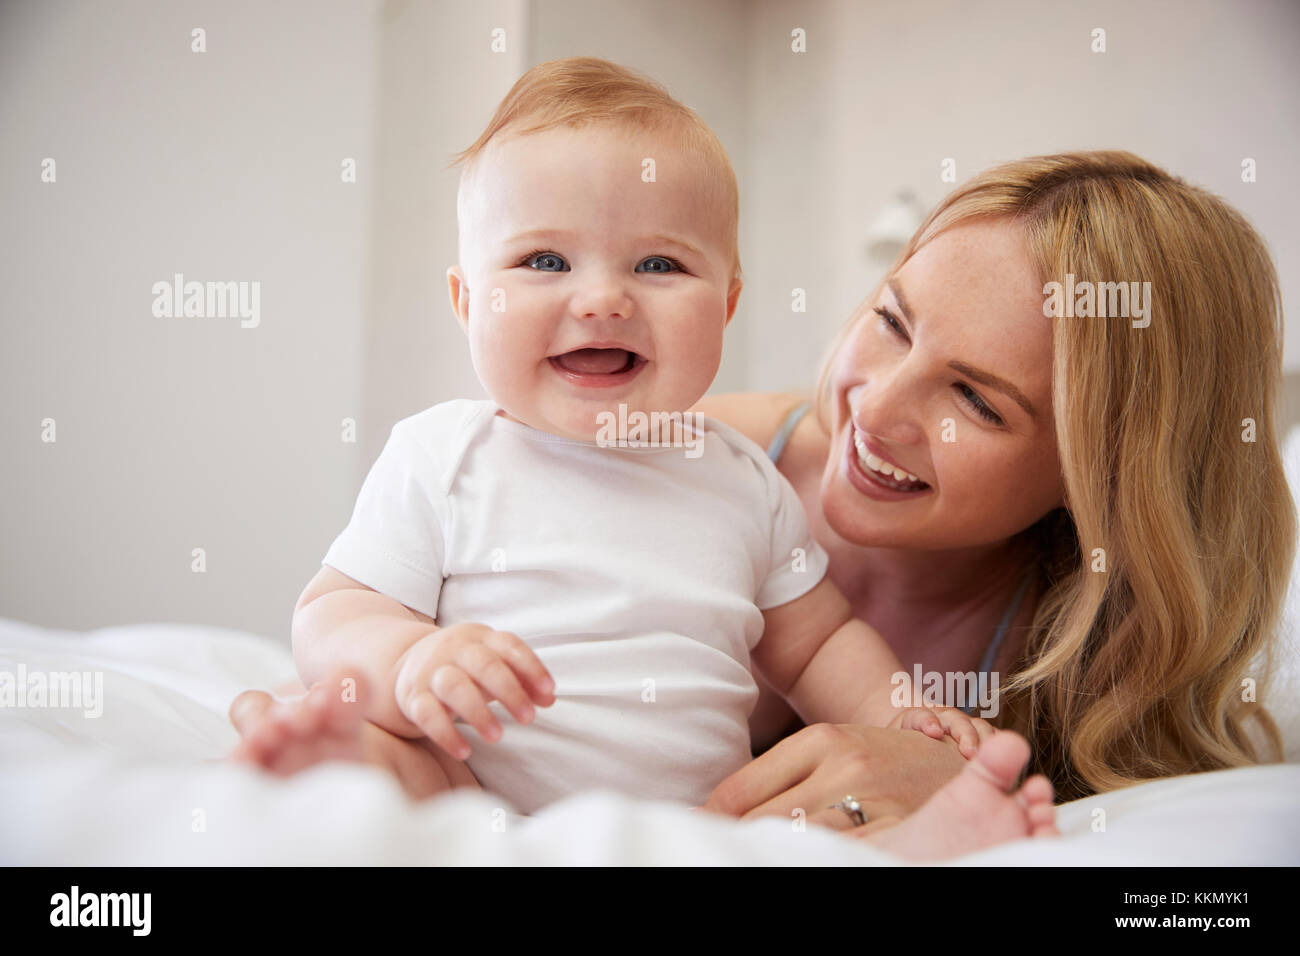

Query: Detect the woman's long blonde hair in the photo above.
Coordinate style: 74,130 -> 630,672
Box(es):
817,151 -> 1294,800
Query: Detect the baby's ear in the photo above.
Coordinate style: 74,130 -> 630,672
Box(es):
723,276 -> 743,327
447,266 -> 470,332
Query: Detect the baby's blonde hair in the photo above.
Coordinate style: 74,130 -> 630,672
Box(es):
451,56 -> 741,279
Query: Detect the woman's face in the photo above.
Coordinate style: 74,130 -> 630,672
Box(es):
823,218 -> 1065,551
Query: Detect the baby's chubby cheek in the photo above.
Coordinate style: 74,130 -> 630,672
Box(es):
467,302 -> 539,365
654,329 -> 726,407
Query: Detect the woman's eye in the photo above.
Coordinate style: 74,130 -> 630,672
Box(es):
635,256 -> 679,274
956,384 -> 1004,426
874,306 -> 906,337
524,252 -> 569,272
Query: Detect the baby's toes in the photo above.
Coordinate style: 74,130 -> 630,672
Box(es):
969,730 -> 1030,791
233,725 -> 280,768
322,697 -> 364,738
1028,804 -> 1059,837
1018,774 -> 1055,807
229,736 -> 264,766
228,689 -> 274,734
1017,775 -> 1058,837
288,693 -> 328,736
250,707 -> 294,752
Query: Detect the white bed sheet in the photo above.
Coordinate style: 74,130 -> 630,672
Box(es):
2,616 -> 1297,866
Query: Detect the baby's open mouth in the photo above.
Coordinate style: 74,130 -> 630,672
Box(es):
549,348 -> 644,376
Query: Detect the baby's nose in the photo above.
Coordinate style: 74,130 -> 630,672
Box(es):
573,283 -> 633,320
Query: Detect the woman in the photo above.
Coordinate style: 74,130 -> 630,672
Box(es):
696,150 -> 1294,832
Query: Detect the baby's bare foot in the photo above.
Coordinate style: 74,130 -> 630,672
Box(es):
868,730 -> 1059,861
228,670 -> 368,776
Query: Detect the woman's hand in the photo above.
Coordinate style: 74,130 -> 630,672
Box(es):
699,723 -> 968,831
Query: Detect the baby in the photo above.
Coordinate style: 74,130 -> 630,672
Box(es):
232,58 -> 1057,858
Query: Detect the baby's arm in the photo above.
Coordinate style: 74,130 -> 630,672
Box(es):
292,565 -> 441,737
292,565 -> 554,757
751,577 -> 989,754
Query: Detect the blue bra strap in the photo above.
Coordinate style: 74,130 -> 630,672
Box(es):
766,401 -> 812,463
961,568 -> 1033,715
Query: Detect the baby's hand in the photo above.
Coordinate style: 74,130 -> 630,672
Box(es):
890,706 -> 994,759
394,623 -> 556,761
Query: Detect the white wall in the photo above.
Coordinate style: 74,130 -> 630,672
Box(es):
743,0 -> 1300,389
0,0 -> 524,640
1,0 -> 381,638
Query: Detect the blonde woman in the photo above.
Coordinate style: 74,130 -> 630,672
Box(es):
697,150 -> 1295,834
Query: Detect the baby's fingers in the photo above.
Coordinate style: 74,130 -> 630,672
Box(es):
934,708 -> 982,758
967,715 -> 996,745
431,664 -> 502,743
897,707 -> 945,740
402,688 -> 471,760
457,642 -> 537,726
485,630 -> 556,706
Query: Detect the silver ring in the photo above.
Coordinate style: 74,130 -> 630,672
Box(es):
829,795 -> 866,826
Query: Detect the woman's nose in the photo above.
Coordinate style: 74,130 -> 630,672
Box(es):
849,375 -> 927,446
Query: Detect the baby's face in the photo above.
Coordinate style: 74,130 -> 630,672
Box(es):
449,125 -> 741,440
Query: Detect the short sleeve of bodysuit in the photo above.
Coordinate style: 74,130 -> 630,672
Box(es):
321,422 -> 448,620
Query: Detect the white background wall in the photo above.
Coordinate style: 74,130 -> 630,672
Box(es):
3,0 -> 1297,640
0,0 -> 524,638
741,0 -> 1300,390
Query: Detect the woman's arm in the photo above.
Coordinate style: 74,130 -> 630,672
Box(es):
754,576 -> 907,728
692,390 -> 809,450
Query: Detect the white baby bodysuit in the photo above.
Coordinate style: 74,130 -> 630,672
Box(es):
322,399 -> 829,814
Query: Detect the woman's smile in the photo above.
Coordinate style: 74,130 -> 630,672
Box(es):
842,424 -> 934,501
853,427 -> 926,485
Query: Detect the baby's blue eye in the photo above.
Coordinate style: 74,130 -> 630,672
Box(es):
525,252 -> 569,272
636,256 -> 678,274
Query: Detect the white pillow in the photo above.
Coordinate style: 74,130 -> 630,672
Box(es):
1260,426 -> 1300,760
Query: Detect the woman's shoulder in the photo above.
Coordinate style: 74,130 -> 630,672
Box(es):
693,391 -> 813,453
